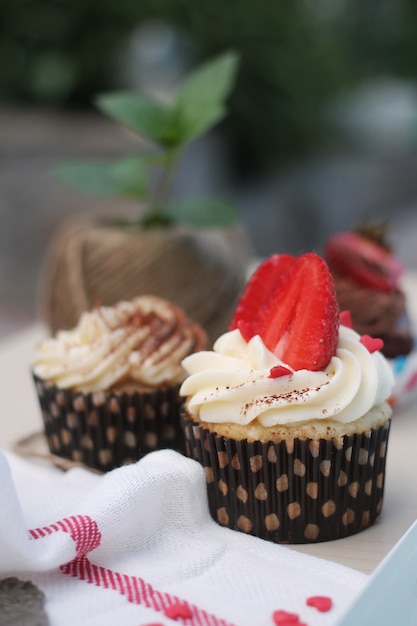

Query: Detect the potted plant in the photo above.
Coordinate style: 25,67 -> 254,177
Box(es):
39,51 -> 252,344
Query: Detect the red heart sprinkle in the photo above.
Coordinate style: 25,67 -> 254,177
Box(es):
306,595 -> 333,612
339,310 -> 353,328
325,231 -> 403,291
269,365 -> 292,378
164,602 -> 192,620
272,609 -> 300,624
360,335 -> 384,353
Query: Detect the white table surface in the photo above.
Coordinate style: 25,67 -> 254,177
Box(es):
1,272 -> 417,575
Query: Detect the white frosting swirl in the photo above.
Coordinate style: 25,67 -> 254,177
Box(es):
33,296 -> 206,392
180,326 -> 394,426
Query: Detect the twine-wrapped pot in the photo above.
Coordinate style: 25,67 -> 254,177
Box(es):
39,217 -> 251,345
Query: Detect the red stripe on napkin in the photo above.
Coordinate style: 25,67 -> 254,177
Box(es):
30,515 -> 234,626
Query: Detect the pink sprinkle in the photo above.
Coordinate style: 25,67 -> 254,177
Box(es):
272,609 -> 300,624
339,310 -> 353,328
164,602 -> 192,620
360,335 -> 384,353
306,595 -> 333,612
269,365 -> 292,379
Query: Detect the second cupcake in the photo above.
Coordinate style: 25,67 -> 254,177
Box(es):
33,295 -> 207,472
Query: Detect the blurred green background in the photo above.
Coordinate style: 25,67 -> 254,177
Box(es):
3,0 -> 417,173
2,0 -> 417,335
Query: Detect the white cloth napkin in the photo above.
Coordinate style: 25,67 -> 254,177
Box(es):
0,449 -> 367,626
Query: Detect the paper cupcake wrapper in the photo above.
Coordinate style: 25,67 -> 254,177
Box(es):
181,412 -> 391,544
33,374 -> 184,472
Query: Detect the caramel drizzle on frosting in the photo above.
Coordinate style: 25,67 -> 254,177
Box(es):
33,296 -> 207,392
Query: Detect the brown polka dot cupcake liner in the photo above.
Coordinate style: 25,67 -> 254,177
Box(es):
181,412 -> 391,544
33,373 -> 185,473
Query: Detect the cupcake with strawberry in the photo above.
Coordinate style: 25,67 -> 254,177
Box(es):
180,252 -> 394,544
324,224 -> 413,359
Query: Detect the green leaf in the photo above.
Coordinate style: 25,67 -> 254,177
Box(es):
55,155 -> 149,199
165,198 -> 238,227
174,50 -> 240,142
94,92 -> 182,147
110,156 -> 150,197
93,51 -> 239,148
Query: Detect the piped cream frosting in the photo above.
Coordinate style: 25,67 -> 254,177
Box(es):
180,326 -> 394,426
34,295 -> 207,392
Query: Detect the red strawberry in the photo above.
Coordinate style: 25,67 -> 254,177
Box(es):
229,254 -> 296,332
231,252 -> 339,371
259,253 -> 339,370
324,231 -> 403,292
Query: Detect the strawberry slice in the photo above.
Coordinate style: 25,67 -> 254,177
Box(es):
257,253 -> 339,370
229,254 -> 296,335
230,252 -> 339,371
325,231 -> 403,292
